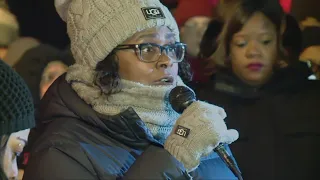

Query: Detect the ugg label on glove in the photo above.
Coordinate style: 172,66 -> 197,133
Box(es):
175,125 -> 190,138
164,101 -> 239,172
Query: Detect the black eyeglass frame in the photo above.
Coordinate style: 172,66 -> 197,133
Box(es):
113,42 -> 187,63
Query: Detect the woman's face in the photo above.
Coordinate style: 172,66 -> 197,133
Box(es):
2,129 -> 29,179
40,61 -> 68,98
116,26 -> 179,86
230,12 -> 278,86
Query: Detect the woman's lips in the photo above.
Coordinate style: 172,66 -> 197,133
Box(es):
153,76 -> 174,85
247,63 -> 264,71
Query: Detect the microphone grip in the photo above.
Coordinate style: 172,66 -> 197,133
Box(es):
214,144 -> 243,180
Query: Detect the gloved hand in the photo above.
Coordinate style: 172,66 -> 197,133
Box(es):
164,101 -> 239,172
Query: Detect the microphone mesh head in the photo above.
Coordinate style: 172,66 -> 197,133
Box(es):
169,86 -> 196,113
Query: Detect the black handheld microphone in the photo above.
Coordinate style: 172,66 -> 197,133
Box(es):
169,86 -> 243,180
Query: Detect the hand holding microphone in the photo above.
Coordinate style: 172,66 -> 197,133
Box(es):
164,86 -> 239,173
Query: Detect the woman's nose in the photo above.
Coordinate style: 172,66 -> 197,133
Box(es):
8,177 -> 18,180
157,54 -> 174,69
245,41 -> 262,58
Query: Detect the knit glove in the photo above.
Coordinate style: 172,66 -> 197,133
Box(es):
164,101 -> 239,172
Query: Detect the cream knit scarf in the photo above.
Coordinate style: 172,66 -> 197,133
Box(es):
66,64 -> 187,144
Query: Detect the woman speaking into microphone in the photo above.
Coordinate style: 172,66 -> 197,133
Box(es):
23,0 -> 239,179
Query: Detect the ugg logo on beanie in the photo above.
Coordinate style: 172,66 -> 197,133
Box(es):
141,7 -> 165,20
175,125 -> 190,138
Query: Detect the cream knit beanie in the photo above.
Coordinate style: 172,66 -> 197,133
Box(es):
55,0 -> 179,69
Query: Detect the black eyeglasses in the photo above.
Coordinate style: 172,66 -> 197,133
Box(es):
113,42 -> 187,63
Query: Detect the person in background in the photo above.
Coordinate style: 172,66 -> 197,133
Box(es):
12,45 -> 72,176
282,14 -> 302,62
174,0 -> 218,82
299,17 -> 320,80
191,0 -> 320,179
0,6 -> 19,60
174,0 -> 217,28
23,0 -> 239,179
180,16 -> 212,82
39,60 -> 68,98
199,19 -> 224,60
197,19 -> 224,80
180,16 -> 211,61
277,14 -> 313,79
199,1 -> 302,81
13,44 -> 73,107
3,37 -> 40,67
0,59 -> 35,180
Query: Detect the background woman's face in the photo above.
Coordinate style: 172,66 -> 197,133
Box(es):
116,26 -> 179,86
2,129 -> 29,179
230,12 -> 278,86
40,61 -> 68,98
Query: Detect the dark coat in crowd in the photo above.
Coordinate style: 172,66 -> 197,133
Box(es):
22,75 -> 238,180
13,44 -> 73,170
190,62 -> 320,180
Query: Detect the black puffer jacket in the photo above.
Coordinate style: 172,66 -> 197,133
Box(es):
23,75 -> 238,180
191,63 -> 320,180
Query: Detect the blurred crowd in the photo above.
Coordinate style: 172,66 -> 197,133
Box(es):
0,0 -> 319,179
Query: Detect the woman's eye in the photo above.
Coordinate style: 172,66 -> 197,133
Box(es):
262,39 -> 272,45
236,42 -> 247,48
168,46 -> 175,52
141,46 -> 154,53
